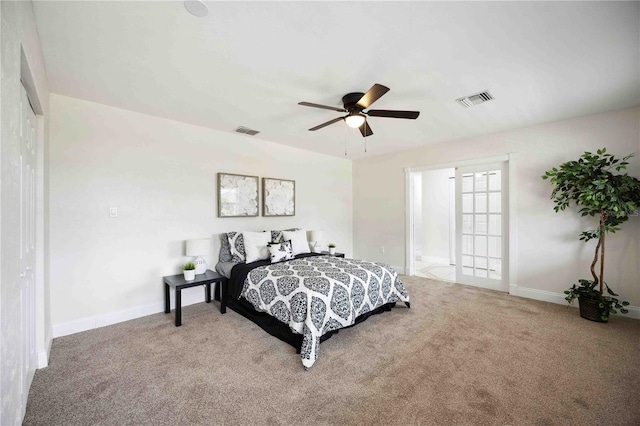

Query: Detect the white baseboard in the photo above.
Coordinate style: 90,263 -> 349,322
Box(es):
393,265 -> 406,275
49,280 -> 640,340
52,288 -> 207,338
626,306 -> 640,320
37,335 -> 53,368
514,285 -> 640,320
515,286 -> 568,305
38,352 -> 48,369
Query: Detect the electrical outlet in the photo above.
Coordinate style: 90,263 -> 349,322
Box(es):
380,246 -> 385,253
109,207 -> 118,218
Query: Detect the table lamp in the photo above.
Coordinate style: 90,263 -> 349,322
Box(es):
186,238 -> 210,275
309,230 -> 323,253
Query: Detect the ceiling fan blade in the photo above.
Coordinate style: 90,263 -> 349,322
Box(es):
309,116 -> 344,131
298,102 -> 346,112
359,121 -> 373,137
367,110 -> 420,119
356,84 -> 390,109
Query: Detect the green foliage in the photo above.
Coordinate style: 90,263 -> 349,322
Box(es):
541,148 -> 640,242
327,243 -> 336,248
182,262 -> 196,271
542,148 -> 639,319
564,279 -> 630,321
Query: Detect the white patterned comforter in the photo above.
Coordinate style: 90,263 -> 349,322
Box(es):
241,256 -> 410,369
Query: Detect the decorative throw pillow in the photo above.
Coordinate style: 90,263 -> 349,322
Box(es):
268,240 -> 294,263
271,228 -> 300,243
282,229 -> 310,255
219,233 -> 233,262
242,231 -> 271,263
271,230 -> 284,243
226,231 -> 246,262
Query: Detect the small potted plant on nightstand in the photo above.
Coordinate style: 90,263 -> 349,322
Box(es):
183,262 -> 196,281
328,243 -> 336,255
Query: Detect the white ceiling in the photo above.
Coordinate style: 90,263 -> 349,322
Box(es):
33,1 -> 640,159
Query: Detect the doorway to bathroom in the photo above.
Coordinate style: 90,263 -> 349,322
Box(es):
406,156 -> 509,292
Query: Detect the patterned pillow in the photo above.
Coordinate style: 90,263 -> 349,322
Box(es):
268,240 -> 294,263
226,231 -> 246,262
270,230 -> 283,243
271,228 -> 300,243
219,234 -> 233,262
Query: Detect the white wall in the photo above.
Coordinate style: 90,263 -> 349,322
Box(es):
353,107 -> 640,309
1,1 -> 51,424
421,169 -> 452,263
48,94 -> 352,334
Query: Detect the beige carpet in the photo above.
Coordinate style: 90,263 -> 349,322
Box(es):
24,276 -> 640,425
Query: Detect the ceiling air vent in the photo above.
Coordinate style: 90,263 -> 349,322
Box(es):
456,91 -> 494,108
235,126 -> 260,136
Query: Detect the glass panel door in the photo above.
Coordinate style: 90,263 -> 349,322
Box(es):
455,162 -> 508,292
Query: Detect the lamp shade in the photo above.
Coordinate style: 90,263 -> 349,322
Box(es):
309,230 -> 323,242
186,238 -> 210,256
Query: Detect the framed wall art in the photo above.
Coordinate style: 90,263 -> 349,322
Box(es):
262,177 -> 295,216
217,172 -> 259,217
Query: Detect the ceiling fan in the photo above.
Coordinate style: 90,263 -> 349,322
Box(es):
298,84 -> 420,137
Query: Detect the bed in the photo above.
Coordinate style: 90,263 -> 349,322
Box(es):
215,230 -> 410,369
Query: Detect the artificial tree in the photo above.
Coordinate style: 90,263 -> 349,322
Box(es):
542,148 -> 640,320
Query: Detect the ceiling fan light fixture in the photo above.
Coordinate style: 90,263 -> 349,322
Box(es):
345,113 -> 365,128
184,0 -> 208,17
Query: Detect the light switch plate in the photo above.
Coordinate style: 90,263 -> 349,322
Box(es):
109,207 -> 118,218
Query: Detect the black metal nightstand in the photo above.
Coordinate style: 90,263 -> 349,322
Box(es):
163,270 -> 227,326
321,251 -> 345,258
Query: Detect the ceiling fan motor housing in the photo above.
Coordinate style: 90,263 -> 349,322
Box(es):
342,92 -> 365,111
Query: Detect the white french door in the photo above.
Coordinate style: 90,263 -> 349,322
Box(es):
20,83 -> 37,413
455,162 -> 508,292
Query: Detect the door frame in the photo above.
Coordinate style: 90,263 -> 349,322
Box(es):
21,49 -> 49,372
404,154 -> 518,295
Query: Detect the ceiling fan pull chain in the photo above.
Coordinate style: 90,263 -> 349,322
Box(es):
364,118 -> 367,153
344,121 -> 348,156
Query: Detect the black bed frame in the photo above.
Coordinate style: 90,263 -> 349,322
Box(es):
224,295 -> 399,353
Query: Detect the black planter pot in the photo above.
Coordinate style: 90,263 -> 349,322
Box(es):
578,295 -> 608,323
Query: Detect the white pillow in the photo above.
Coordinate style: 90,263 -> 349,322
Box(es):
242,231 -> 271,263
282,229 -> 310,255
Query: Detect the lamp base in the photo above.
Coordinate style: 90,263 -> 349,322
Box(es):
193,256 -> 207,275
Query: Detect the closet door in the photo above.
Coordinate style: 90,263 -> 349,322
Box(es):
20,83 -> 38,414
